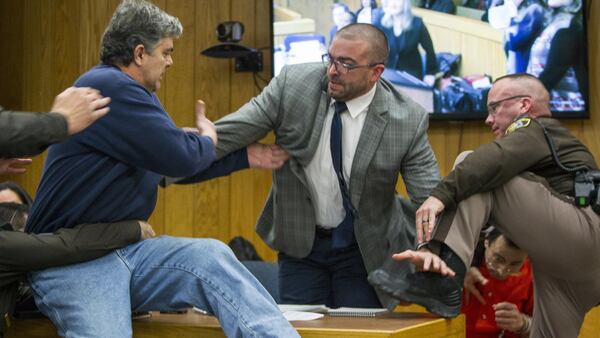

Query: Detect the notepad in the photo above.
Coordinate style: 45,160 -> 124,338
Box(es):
327,307 -> 388,317
279,304 -> 388,318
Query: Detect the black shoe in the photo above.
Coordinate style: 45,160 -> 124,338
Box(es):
368,245 -> 465,318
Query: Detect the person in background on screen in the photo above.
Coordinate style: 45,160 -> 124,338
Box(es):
356,0 -> 380,23
418,0 -> 457,14
527,0 -> 586,112
504,0 -> 546,74
330,3 -> 357,45
462,226 -> 533,338
374,0 -> 438,86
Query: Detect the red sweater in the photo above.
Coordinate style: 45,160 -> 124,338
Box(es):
461,259 -> 534,338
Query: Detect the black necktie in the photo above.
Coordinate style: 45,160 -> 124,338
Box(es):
330,101 -> 357,249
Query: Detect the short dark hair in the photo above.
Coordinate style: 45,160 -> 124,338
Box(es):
335,23 -> 389,64
493,72 -> 542,86
100,0 -> 182,66
486,226 -> 520,249
0,181 -> 33,207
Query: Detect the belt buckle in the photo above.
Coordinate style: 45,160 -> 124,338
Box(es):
315,225 -> 333,237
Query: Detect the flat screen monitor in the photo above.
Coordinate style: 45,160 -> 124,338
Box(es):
270,0 -> 590,120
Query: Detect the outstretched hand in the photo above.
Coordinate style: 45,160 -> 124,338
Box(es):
0,158 -> 32,175
247,143 -> 289,170
392,249 -> 455,277
194,100 -> 217,146
464,266 -> 488,305
415,196 -> 445,243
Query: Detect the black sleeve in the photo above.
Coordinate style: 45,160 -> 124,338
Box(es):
537,27 -> 576,92
0,109 -> 68,158
0,221 -> 140,274
420,25 -> 438,75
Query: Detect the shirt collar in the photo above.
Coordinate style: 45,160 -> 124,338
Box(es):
330,84 -> 377,119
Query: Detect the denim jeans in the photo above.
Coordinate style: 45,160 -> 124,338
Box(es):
29,236 -> 298,338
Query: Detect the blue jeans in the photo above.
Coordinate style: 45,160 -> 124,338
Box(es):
29,236 -> 298,338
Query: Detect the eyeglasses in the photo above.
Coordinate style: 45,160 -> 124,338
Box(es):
486,253 -> 521,274
487,95 -> 530,115
322,54 -> 384,74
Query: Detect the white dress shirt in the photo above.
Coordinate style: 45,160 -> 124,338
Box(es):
304,85 -> 377,228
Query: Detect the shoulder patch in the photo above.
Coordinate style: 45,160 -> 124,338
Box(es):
506,117 -> 531,134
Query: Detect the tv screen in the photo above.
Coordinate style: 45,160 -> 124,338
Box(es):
271,0 -> 590,120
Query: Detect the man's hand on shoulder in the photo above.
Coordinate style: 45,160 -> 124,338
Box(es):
138,221 -> 156,240
51,87 -> 111,135
194,100 -> 217,146
0,158 -> 32,175
247,143 -> 289,170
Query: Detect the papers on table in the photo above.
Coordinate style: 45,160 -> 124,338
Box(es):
278,304 -> 389,321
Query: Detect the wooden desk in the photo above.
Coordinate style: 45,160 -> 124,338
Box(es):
8,310 -> 465,338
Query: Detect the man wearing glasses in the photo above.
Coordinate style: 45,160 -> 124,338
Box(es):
370,73 -> 600,336
462,227 -> 533,337
178,23 -> 440,308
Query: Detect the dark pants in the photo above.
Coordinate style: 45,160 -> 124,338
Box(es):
278,230 -> 382,308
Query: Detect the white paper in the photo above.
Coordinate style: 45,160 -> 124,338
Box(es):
278,304 -> 329,313
283,311 -> 325,321
327,307 -> 388,316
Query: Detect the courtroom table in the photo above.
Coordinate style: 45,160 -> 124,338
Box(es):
7,310 -> 465,338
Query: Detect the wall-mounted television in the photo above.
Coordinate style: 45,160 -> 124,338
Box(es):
270,0 -> 590,120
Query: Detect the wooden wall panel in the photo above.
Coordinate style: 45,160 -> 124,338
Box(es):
0,0 -> 24,111
193,0 -> 232,243
162,0 -> 197,238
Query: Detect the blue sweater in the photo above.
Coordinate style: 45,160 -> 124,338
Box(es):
26,64 -> 247,233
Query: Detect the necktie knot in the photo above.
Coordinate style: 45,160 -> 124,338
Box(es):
334,101 -> 347,115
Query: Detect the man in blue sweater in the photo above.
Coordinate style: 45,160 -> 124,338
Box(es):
24,1 -> 296,337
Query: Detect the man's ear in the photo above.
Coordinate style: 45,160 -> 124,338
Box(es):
132,44 -> 146,66
371,64 -> 385,82
520,96 -> 533,114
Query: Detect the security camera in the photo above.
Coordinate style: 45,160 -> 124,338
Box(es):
216,21 -> 244,43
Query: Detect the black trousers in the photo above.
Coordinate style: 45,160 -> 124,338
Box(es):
278,230 -> 381,308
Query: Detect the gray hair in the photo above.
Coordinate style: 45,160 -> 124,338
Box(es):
100,0 -> 182,66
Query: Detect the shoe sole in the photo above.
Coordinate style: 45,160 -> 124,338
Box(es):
369,270 -> 459,318
391,282 -> 460,318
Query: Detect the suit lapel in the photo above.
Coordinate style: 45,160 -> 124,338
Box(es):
289,74 -> 330,186
349,82 -> 389,210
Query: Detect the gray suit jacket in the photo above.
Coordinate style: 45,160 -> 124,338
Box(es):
215,63 -> 440,305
